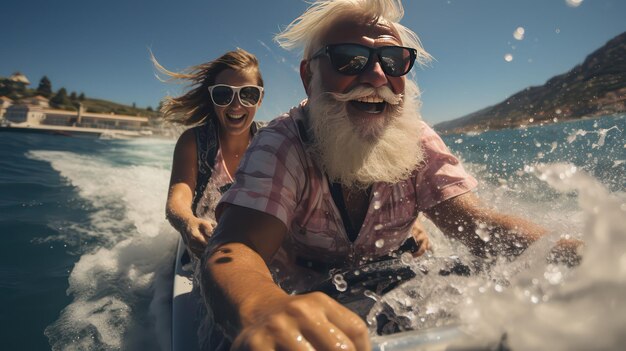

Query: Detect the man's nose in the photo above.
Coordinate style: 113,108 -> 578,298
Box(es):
358,56 -> 388,88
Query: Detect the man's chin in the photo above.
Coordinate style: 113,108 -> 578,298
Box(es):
347,112 -> 388,141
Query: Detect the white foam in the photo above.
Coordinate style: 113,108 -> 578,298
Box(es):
374,163 -> 626,350
29,142 -> 177,350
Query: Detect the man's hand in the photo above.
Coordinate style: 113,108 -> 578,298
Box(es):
547,237 -> 584,267
181,216 -> 216,258
410,220 -> 431,257
231,292 -> 370,351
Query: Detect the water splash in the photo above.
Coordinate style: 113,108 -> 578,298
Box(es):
566,126 -> 621,148
462,164 -> 626,350
29,144 -> 177,351
371,163 -> 625,350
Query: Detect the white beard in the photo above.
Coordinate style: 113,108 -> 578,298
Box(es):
306,77 -> 425,188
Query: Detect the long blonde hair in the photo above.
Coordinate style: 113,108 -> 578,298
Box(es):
152,48 -> 263,125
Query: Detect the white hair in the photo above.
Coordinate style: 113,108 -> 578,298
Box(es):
306,76 -> 425,188
274,0 -> 432,65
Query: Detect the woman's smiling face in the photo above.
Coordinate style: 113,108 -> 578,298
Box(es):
212,68 -> 262,137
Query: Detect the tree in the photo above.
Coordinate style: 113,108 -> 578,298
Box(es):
36,76 -> 52,97
78,92 -> 85,101
146,106 -> 153,111
50,88 -> 69,108
70,91 -> 77,101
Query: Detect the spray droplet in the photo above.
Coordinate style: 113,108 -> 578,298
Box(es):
362,290 -> 378,302
504,53 -> 514,62
400,252 -> 413,265
332,274 -> 347,292
375,239 -> 385,248
475,228 -> 491,242
565,0 -> 583,8
513,27 -> 525,40
374,224 -> 383,231
544,265 -> 564,285
373,200 -> 381,210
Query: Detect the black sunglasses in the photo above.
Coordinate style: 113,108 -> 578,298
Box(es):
310,43 -> 417,77
207,84 -> 264,107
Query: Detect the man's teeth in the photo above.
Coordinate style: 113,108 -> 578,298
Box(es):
227,113 -> 245,120
355,96 -> 384,104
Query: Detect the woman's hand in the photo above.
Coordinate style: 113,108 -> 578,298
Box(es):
411,220 -> 431,257
181,216 -> 217,258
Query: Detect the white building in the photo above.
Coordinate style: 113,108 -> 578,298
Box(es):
4,96 -> 149,131
8,72 -> 30,85
0,96 -> 13,119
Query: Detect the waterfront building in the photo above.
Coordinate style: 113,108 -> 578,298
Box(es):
0,96 -> 13,119
8,72 -> 30,85
4,96 -> 149,131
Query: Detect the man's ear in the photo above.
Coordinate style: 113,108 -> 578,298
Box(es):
300,60 -> 312,96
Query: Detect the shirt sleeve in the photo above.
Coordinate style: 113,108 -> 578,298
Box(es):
414,122 -> 478,210
215,119 -> 305,230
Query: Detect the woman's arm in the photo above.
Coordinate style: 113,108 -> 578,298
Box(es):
166,129 -> 216,257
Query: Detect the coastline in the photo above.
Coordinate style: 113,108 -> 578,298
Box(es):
0,122 -> 150,139
437,112 -> 625,137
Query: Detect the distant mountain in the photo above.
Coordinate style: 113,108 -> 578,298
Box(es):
435,31 -> 626,135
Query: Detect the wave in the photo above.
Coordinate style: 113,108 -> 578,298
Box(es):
27,147 -> 177,350
370,163 -> 626,350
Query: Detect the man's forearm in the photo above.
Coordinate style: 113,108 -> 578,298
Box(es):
474,210 -> 547,257
201,242 -> 289,337
427,192 -> 547,258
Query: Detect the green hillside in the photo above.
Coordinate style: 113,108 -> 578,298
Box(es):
0,74 -> 161,119
435,31 -> 626,135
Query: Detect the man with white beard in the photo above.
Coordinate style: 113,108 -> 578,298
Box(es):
200,1 -> 575,350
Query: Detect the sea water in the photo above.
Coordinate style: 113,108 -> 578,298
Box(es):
0,114 -> 623,350
0,134 -> 178,350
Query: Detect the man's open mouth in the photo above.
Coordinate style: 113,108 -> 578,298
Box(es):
349,96 -> 386,114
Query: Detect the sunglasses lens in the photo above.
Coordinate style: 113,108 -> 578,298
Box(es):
239,86 -> 262,107
211,86 -> 234,106
329,44 -> 370,75
380,47 -> 414,77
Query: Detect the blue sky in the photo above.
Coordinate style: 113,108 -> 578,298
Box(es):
2,0 -> 625,124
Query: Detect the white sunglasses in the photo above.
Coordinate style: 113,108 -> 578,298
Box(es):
207,84 -> 264,107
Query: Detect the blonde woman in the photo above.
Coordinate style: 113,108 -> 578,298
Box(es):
158,49 -> 264,258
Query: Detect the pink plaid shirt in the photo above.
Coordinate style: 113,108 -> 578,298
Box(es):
216,103 -> 477,292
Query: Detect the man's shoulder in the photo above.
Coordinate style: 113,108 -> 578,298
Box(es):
255,105 -> 306,147
417,120 -> 439,139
